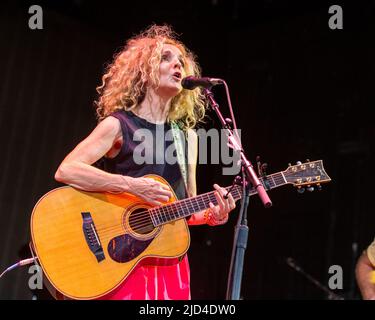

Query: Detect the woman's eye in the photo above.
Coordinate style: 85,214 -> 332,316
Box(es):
161,54 -> 170,61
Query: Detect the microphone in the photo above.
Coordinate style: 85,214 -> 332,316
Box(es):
181,76 -> 223,90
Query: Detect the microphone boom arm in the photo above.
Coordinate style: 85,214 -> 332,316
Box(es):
203,88 -> 272,208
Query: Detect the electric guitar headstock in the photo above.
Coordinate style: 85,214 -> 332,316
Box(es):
283,160 -> 331,193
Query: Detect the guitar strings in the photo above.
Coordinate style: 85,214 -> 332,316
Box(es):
94,174 -> 291,238
94,187 -> 237,232
94,176 -> 288,237
94,189 -> 245,239
96,177 -> 278,239
94,191 -> 236,237
97,173 -> 286,229
93,172 -> 315,242
60,171 -> 312,246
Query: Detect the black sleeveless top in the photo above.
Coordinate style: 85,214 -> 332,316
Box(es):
102,110 -> 188,200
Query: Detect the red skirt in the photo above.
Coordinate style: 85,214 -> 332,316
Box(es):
100,255 -> 191,300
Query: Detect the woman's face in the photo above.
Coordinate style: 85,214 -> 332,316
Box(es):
157,43 -> 186,97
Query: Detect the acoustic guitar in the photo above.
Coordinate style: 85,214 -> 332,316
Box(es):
30,160 -> 331,299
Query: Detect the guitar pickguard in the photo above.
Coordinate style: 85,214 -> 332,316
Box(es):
107,234 -> 154,263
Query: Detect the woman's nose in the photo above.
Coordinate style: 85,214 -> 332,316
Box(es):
173,59 -> 182,69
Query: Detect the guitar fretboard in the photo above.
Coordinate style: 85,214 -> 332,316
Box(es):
149,172 -> 287,226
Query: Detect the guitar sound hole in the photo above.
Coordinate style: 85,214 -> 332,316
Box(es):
128,208 -> 155,235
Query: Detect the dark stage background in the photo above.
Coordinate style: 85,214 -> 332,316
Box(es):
0,0 -> 374,300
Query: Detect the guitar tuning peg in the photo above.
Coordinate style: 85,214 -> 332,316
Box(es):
288,163 -> 292,167
307,185 -> 314,192
317,184 -> 322,191
297,186 -> 305,194
296,161 -> 302,165
306,159 -> 310,162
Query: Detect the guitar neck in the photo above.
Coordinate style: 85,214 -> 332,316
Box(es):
150,171 -> 287,226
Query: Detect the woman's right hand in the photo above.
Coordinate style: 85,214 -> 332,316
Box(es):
126,177 -> 173,206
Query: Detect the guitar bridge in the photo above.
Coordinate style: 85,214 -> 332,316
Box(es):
81,212 -> 105,263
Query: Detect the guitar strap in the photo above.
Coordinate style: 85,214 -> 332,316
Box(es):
170,121 -> 189,198
171,121 -> 190,262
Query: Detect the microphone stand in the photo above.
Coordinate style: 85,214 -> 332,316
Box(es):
226,172 -> 251,300
202,87 -> 272,300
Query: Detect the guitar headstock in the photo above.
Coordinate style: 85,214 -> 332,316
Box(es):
283,160 -> 331,192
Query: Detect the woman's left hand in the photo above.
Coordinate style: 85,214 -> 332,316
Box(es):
207,184 -> 236,225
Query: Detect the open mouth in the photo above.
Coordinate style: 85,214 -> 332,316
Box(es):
172,71 -> 182,81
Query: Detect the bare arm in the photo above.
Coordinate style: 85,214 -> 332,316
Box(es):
55,116 -> 127,192
55,116 -> 172,206
355,251 -> 375,300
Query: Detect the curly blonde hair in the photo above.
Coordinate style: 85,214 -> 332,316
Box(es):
95,24 -> 206,130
